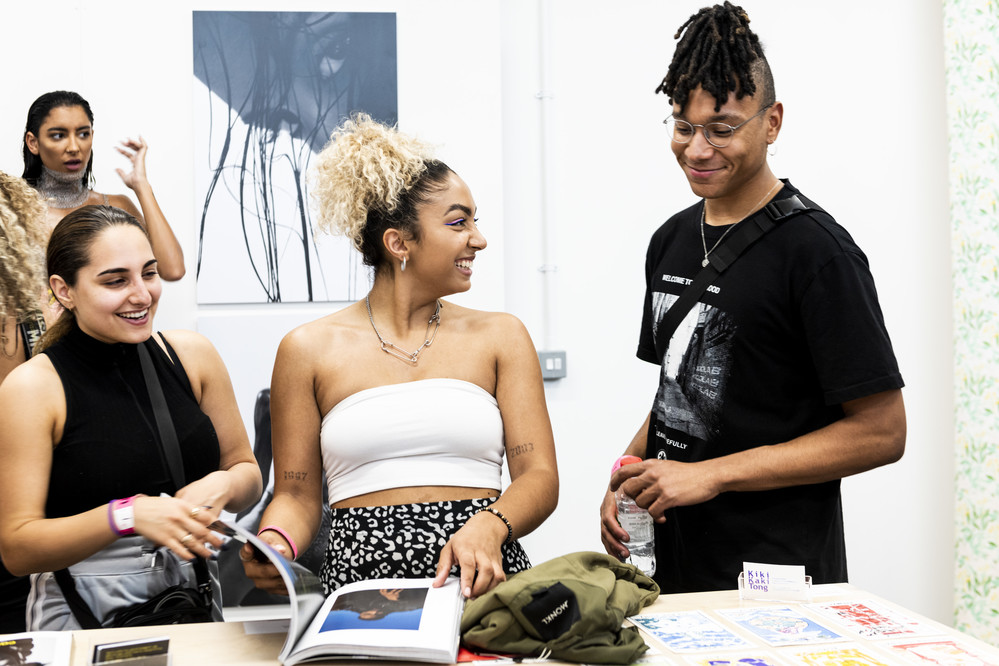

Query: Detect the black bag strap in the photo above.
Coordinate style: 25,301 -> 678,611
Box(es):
657,194 -> 814,345
138,340 -> 186,489
53,567 -> 102,629
137,340 -> 217,615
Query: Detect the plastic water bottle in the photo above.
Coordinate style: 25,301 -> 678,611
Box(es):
612,455 -> 656,577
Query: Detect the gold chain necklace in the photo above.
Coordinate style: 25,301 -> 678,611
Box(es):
365,295 -> 442,363
700,180 -> 782,267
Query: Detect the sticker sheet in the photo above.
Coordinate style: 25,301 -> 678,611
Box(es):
887,638 -> 999,665
630,611 -> 753,653
785,644 -> 891,665
685,651 -> 791,665
805,600 -> 940,640
716,607 -> 844,647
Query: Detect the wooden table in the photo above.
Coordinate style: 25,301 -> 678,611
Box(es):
61,584 -> 999,665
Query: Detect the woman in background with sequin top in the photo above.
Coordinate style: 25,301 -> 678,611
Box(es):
21,90 -> 185,281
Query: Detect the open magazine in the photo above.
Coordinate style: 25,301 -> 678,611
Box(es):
0,632 -> 72,666
211,521 -> 465,665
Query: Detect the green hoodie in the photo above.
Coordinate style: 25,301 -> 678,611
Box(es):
460,552 -> 660,664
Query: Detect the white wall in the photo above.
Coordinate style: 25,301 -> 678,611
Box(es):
0,0 -> 954,624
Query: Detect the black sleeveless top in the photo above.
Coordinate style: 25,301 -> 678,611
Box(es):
42,323 -> 221,518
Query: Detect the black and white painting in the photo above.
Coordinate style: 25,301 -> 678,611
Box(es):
193,11 -> 398,303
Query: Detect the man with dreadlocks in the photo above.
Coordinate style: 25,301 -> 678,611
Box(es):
600,2 -> 905,593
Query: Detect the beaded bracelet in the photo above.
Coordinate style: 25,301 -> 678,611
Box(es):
258,525 -> 299,560
477,507 -> 514,544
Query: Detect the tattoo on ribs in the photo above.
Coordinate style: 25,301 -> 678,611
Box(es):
510,442 -> 535,458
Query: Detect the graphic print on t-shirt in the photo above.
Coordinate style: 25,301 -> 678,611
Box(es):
650,292 -> 735,448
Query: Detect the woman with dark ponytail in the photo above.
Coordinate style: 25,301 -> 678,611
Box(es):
0,206 -> 261,630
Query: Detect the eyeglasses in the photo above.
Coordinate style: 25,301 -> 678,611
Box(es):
663,104 -> 772,148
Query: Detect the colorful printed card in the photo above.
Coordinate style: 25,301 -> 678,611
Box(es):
804,599 -> 939,640
630,610 -> 753,653
785,643 -> 891,665
887,638 -> 999,665
716,607 -> 844,647
685,651 -> 790,665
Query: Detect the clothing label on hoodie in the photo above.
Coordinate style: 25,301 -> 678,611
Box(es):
521,582 -> 580,641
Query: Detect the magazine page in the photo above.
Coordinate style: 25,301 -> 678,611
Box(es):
285,577 -> 464,665
208,520 -> 326,661
0,632 -> 72,666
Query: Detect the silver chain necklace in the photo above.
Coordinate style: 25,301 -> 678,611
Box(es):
700,180 -> 782,267
365,295 -> 442,363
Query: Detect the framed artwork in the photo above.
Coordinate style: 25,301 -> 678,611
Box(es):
193,11 -> 398,303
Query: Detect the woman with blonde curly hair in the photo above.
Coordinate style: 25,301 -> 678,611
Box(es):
0,171 -> 49,632
242,115 -> 558,599
0,172 -> 48,388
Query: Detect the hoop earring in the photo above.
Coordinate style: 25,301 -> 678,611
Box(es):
767,141 -> 778,157
401,256 -> 407,272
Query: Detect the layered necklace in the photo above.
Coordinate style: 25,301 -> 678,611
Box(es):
35,166 -> 91,209
365,295 -> 442,364
700,179 -> 782,267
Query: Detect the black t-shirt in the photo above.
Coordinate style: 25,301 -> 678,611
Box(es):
638,181 -> 903,593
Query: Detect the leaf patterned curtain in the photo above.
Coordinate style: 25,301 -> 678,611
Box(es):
945,0 -> 999,644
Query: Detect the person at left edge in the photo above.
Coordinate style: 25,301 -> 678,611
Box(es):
0,205 -> 261,630
0,172 -> 49,633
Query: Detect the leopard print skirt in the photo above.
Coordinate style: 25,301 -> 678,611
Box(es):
319,497 -> 532,594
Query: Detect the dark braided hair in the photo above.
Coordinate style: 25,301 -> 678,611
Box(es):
655,2 -> 775,113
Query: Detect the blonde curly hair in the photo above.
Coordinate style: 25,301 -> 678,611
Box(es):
309,113 -> 453,268
0,171 -> 47,325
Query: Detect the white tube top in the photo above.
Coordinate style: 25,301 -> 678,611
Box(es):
320,378 -> 505,504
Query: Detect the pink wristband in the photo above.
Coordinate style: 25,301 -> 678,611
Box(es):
258,525 -> 299,560
108,496 -> 137,536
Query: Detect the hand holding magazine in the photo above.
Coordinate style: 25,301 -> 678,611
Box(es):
211,521 -> 465,665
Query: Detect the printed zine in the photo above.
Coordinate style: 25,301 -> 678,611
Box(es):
0,632 -> 72,666
213,521 -> 465,665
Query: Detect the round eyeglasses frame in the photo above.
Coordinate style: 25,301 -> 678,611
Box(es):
664,104 -> 773,148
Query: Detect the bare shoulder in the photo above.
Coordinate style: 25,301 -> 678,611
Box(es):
445,304 -> 536,366
105,193 -> 142,218
448,303 -> 530,340
278,305 -> 365,358
0,353 -> 61,405
157,329 -> 217,358
157,329 -> 224,379
446,302 -> 524,330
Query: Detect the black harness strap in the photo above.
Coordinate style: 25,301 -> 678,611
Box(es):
656,194 -> 815,346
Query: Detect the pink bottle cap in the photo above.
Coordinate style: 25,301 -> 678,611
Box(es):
611,454 -> 643,475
